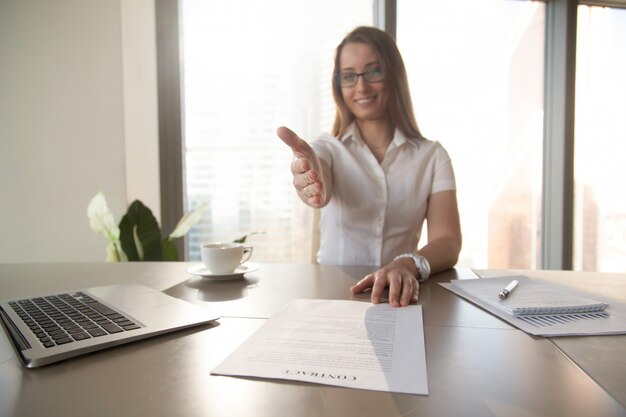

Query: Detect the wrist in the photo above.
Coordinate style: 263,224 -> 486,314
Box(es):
393,253 -> 431,282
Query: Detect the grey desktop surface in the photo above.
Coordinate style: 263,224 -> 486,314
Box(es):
1,262 -> 625,417
474,268 -> 626,408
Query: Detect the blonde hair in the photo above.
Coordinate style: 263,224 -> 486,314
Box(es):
331,26 -> 422,139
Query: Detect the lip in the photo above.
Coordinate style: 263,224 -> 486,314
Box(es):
354,95 -> 377,104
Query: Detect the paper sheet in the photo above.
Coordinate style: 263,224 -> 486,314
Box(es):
211,299 -> 428,395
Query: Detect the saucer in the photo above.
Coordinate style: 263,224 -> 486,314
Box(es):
186,262 -> 259,281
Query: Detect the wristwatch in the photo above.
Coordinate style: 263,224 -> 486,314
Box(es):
394,253 -> 431,282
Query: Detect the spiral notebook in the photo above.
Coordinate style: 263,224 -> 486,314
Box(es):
440,275 -> 626,336
464,277 -> 609,317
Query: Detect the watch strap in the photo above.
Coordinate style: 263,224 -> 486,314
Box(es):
393,253 -> 431,282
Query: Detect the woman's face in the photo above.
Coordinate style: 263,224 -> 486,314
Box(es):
338,42 -> 387,123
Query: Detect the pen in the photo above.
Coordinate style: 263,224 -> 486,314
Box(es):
498,279 -> 519,300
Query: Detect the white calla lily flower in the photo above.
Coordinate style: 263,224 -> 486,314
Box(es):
169,202 -> 208,239
87,192 -> 120,241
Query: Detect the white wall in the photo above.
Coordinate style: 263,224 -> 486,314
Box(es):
0,0 -> 159,263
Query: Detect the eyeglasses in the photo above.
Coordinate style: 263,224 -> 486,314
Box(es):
335,67 -> 384,88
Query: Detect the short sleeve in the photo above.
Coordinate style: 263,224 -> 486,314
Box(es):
431,143 -> 457,194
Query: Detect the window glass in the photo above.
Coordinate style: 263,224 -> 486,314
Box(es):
574,6 -> 626,271
181,0 -> 373,261
397,0 -> 546,269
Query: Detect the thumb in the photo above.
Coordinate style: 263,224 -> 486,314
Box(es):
276,126 -> 311,156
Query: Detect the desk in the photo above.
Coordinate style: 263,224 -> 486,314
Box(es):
1,263 -> 625,417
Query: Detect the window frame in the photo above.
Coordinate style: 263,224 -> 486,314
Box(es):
542,0 -> 577,270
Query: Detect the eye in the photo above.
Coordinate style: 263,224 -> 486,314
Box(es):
365,67 -> 383,81
339,72 -> 357,85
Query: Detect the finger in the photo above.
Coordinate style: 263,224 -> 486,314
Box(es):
412,283 -> 420,304
370,272 -> 389,304
386,271 -> 403,307
351,274 -> 374,294
307,195 -> 323,208
302,182 -> 323,198
399,276 -> 416,307
292,170 -> 319,190
298,179 -> 324,208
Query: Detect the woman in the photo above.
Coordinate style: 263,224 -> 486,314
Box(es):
277,26 -> 461,307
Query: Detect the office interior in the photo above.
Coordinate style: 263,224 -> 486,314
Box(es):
1,3 -> 626,416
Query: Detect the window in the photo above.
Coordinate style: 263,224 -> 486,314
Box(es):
573,5 -> 626,271
181,0 -> 374,262
168,0 -> 625,271
397,0 -> 546,269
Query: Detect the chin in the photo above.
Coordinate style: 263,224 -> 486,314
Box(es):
354,111 -> 385,122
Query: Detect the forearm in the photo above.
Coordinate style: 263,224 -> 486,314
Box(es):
390,236 -> 460,282
413,190 -> 462,276
417,235 -> 462,275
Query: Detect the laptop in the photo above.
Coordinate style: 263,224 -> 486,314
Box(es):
0,282 -> 217,368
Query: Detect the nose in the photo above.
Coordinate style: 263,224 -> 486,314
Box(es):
354,74 -> 369,90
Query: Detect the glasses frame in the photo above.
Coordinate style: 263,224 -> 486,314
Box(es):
335,67 -> 384,88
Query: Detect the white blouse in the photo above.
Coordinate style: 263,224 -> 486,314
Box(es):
311,124 -> 456,266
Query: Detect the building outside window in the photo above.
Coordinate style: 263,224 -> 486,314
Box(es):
398,0 -> 545,269
573,5 -> 626,272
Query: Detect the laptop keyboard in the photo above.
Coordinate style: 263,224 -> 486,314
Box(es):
8,292 -> 141,348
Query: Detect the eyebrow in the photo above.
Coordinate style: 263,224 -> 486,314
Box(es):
340,61 -> 381,72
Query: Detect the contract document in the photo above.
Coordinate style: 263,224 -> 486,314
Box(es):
212,299 -> 428,395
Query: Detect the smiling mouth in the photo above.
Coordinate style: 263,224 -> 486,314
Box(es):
354,96 -> 376,104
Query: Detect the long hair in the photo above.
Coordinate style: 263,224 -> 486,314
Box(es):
331,26 -> 422,139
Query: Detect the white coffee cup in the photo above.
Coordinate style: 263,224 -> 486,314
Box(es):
200,242 -> 253,274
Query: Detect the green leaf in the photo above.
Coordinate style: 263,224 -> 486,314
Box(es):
169,202 -> 208,239
233,231 -> 264,244
161,238 -> 179,261
119,200 -> 163,261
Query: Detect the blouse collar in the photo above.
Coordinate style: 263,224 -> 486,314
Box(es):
338,122 -> 419,150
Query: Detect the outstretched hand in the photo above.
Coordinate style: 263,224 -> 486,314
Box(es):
277,126 -> 327,208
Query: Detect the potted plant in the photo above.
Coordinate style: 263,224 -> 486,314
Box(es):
87,192 -> 207,261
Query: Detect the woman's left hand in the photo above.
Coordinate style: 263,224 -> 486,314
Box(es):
350,263 -> 419,307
